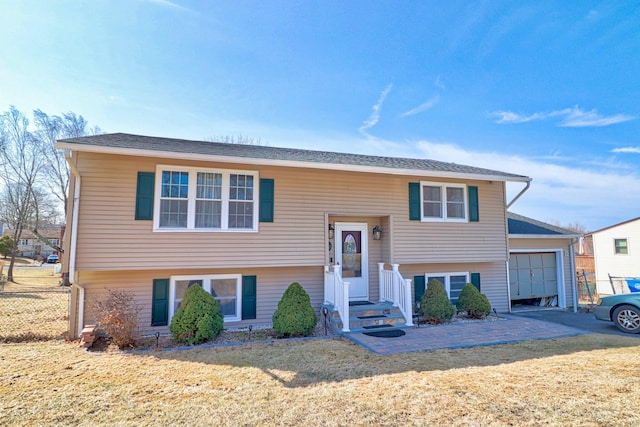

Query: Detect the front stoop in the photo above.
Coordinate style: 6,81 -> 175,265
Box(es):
320,301 -> 413,334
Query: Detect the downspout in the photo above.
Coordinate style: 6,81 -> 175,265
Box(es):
506,180 -> 531,209
506,259 -> 512,313
64,149 -> 84,335
569,238 -> 578,313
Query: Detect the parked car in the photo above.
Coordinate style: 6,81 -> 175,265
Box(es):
594,294 -> 640,333
47,254 -> 59,264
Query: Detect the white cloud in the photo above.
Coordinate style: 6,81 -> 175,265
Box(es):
559,106 -> 635,127
400,95 -> 440,117
491,111 -> 547,124
413,139 -> 640,231
359,84 -> 393,137
434,76 -> 445,90
491,105 -> 635,127
144,0 -> 192,12
612,147 -> 640,154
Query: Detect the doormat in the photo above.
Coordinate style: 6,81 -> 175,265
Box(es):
363,329 -> 406,338
357,314 -> 387,320
349,301 -> 374,306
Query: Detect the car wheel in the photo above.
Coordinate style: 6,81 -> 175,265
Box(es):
612,305 -> 640,334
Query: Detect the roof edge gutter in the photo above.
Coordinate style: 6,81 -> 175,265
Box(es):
506,180 -> 531,209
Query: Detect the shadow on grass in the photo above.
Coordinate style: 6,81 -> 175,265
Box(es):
0,331 -> 67,343
133,332 -> 640,389
0,292 -> 48,300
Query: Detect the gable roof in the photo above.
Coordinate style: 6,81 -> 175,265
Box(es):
56,133 -> 530,183
508,212 -> 581,238
584,217 -> 640,236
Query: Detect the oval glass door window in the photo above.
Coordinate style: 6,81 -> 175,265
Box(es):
342,232 -> 361,277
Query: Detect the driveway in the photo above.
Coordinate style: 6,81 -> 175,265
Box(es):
510,308 -> 640,338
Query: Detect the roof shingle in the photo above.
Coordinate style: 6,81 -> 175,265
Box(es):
57,133 -> 530,181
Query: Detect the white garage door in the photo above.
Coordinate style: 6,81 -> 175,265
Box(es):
509,253 -> 558,300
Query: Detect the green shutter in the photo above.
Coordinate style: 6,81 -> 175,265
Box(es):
414,275 -> 426,304
151,278 -> 169,326
242,275 -> 257,320
470,273 -> 481,292
468,185 -> 479,222
259,178 -> 274,223
409,182 -> 420,221
135,172 -> 155,220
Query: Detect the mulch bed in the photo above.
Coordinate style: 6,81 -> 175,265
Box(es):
88,319 -> 337,353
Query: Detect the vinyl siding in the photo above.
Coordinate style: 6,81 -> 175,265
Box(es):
592,220 -> 640,294
509,238 -> 575,309
73,152 -> 509,271
400,261 -> 509,312
76,266 -> 325,336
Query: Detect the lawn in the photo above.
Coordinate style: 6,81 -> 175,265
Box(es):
2,268 -> 640,425
1,333 -> 640,425
0,266 -> 69,342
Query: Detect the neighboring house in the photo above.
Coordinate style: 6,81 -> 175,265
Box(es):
2,226 -> 64,259
56,133 -> 575,338
583,217 -> 640,295
507,213 -> 581,309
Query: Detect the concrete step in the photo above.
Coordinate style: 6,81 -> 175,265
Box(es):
322,301 -> 413,333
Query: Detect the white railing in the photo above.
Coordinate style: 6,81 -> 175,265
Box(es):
378,263 -> 414,327
378,262 -> 394,302
324,265 -> 350,332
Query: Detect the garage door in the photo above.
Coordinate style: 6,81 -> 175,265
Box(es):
509,253 -> 557,300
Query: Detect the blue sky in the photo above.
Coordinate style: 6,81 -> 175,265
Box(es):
1,1 -> 639,231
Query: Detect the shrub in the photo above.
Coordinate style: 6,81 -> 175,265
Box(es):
93,289 -> 141,349
170,283 -> 223,345
456,283 -> 491,319
272,282 -> 317,338
420,278 -> 455,324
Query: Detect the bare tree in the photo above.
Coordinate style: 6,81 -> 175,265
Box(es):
33,109 -> 102,215
0,106 -> 48,281
205,134 -> 266,145
0,106 -> 100,280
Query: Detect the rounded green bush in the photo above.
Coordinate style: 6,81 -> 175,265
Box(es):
456,283 -> 491,319
420,278 -> 455,324
272,282 -> 317,338
169,283 -> 223,345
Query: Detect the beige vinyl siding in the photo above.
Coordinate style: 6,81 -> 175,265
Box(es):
73,152 -> 509,271
76,266 -> 325,336
399,261 -> 509,312
509,238 -> 576,309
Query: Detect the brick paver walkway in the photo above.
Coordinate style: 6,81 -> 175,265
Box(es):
345,314 -> 588,354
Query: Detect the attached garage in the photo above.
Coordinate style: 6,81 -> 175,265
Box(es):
509,252 -> 558,300
507,212 -> 581,311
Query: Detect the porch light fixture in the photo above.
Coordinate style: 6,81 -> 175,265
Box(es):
328,224 -> 335,240
372,225 -> 382,240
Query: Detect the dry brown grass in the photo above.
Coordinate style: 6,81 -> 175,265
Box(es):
1,334 -> 639,426
2,271 -> 640,425
0,267 -> 69,342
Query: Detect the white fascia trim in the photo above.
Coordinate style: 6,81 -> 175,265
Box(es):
509,248 -> 564,253
509,234 -> 582,239
54,143 -> 531,183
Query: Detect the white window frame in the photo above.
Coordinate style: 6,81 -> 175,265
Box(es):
425,272 -> 470,301
169,274 -> 242,323
420,181 -> 468,222
48,238 -> 60,247
153,165 -> 259,232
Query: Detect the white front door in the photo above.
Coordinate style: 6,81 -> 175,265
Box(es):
335,223 -> 369,301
